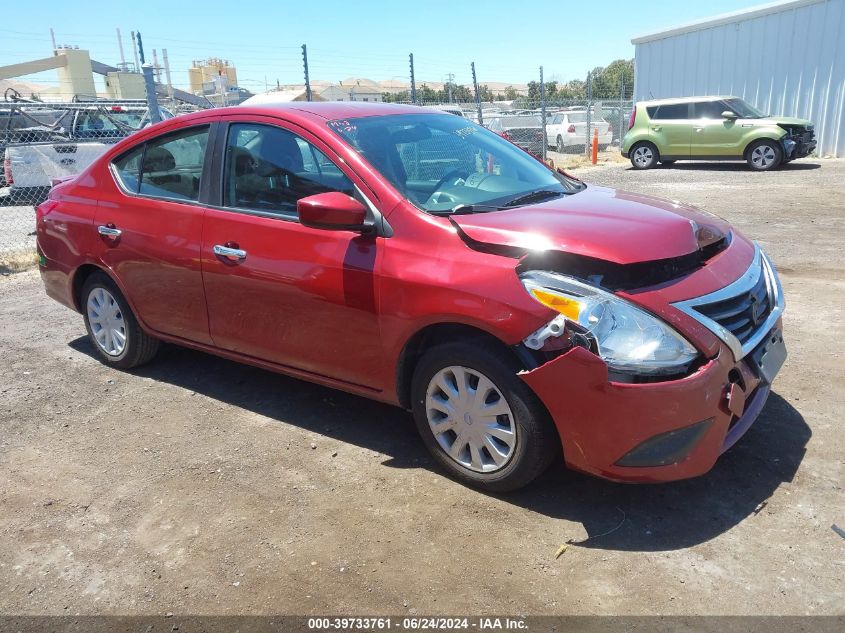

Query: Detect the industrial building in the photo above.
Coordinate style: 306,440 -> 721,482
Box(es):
632,0 -> 845,156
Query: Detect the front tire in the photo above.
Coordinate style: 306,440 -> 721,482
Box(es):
747,140 -> 782,171
411,341 -> 558,492
82,272 -> 160,369
630,142 -> 659,169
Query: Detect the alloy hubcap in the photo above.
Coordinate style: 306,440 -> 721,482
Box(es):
633,146 -> 653,166
752,145 -> 776,167
425,366 -> 517,473
87,287 -> 126,356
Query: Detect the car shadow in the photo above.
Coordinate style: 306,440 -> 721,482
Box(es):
68,336 -> 810,553
635,161 -> 821,172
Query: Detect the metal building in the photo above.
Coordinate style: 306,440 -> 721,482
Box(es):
632,0 -> 845,157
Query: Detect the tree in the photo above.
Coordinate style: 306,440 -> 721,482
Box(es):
503,86 -> 519,101
587,59 -> 634,99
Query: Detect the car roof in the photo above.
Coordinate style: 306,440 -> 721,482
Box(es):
166,102 -> 447,128
637,96 -> 737,106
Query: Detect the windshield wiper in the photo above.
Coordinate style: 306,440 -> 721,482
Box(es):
504,189 -> 566,207
428,203 -> 507,216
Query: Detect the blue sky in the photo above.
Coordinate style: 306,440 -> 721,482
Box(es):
5,0 -> 764,92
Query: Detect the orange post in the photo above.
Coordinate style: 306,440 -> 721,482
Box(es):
591,127 -> 599,164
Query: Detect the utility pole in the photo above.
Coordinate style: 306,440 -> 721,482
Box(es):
446,72 -> 454,104
471,62 -> 482,126
539,66 -> 547,161
302,44 -> 312,102
409,53 -> 417,105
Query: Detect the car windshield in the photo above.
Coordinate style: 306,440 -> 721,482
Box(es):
328,113 -> 581,214
724,98 -> 766,118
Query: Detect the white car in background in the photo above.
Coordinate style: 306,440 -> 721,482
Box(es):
545,110 -> 612,153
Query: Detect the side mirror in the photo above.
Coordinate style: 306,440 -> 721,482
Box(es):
721,110 -> 738,119
297,192 -> 368,231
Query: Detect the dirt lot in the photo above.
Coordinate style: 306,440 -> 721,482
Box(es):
1,158 -> 843,617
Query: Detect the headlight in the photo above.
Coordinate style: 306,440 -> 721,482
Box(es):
520,271 -> 699,376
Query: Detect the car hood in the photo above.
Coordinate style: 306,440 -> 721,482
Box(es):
450,185 -> 732,265
758,115 -> 813,127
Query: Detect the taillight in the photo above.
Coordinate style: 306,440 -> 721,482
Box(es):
628,107 -> 636,130
567,124 -> 576,133
3,158 -> 12,185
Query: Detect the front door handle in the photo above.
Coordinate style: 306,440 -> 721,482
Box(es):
97,224 -> 122,238
213,244 -> 247,262
694,127 -> 704,132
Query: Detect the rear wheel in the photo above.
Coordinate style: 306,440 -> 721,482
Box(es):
82,272 -> 160,369
630,142 -> 659,169
556,135 -> 565,153
411,341 -> 558,492
747,140 -> 782,171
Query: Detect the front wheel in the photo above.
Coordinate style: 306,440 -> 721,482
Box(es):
411,342 -> 558,492
747,140 -> 782,171
82,272 -> 160,369
630,142 -> 659,169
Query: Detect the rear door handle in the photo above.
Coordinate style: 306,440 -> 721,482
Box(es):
213,244 -> 247,262
651,126 -> 662,132
694,127 -> 704,132
97,225 -> 122,238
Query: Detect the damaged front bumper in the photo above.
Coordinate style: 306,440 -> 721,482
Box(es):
781,129 -> 816,159
518,330 -> 779,482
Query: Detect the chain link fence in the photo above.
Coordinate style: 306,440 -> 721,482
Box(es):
0,98 -> 201,271
0,56 -> 633,272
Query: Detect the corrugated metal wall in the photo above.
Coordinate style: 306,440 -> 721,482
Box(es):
634,0 -> 845,157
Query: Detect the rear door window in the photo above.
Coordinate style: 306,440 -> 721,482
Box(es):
138,126 -> 209,201
651,104 -> 690,119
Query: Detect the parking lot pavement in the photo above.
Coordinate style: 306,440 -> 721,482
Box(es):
0,159 -> 843,616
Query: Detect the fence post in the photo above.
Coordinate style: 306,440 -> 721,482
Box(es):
409,54 -> 417,105
585,71 -> 592,156
302,44 -> 312,102
619,74 -> 625,145
136,31 -> 146,64
539,66 -> 547,161
142,63 -> 162,123
471,62 -> 482,126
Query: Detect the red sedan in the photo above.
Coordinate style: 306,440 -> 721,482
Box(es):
36,102 -> 787,491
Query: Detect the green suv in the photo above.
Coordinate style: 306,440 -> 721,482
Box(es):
621,96 -> 816,171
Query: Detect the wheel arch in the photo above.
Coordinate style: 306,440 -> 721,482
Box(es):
742,133 -> 785,159
395,322 -> 523,410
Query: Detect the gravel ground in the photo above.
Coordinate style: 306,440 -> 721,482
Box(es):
0,158 -> 843,616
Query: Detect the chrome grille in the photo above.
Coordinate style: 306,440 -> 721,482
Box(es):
671,245 -> 784,361
692,264 -> 771,345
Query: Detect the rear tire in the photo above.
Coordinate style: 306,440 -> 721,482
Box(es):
82,272 -> 160,369
556,135 -> 565,153
746,140 -> 782,171
411,341 -> 559,492
630,142 -> 659,169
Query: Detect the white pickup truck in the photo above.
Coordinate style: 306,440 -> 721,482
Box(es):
2,104 -> 172,204
545,110 -> 612,153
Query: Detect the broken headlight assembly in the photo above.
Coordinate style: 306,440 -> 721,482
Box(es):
520,271 -> 699,376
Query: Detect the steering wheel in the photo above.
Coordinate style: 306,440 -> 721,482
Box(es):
431,169 -> 469,195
